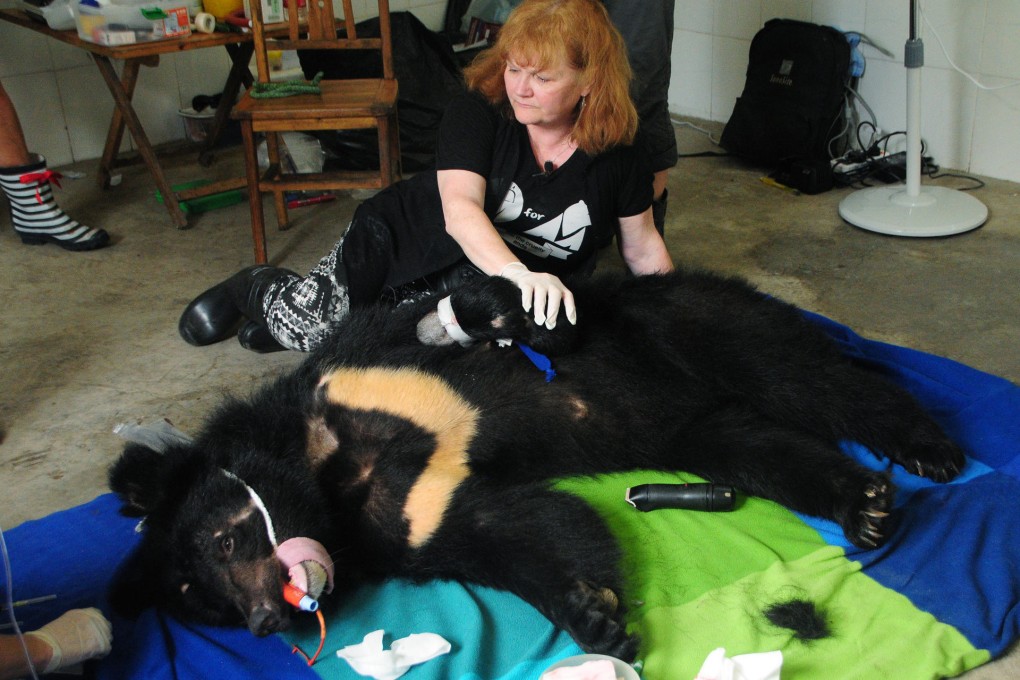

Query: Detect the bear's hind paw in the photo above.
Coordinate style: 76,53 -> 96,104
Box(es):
842,476 -> 894,550
900,439 -> 965,483
563,582 -> 638,662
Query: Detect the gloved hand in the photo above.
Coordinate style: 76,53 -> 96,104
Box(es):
499,262 -> 577,329
25,607 -> 113,673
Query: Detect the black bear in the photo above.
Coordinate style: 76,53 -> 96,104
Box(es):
108,270 -> 964,662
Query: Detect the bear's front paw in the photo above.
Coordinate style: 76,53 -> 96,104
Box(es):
450,277 -> 533,342
415,277 -> 526,347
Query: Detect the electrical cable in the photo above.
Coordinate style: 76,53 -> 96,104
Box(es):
877,130 -> 908,155
924,166 -> 986,190
919,0 -> 1020,91
855,121 -> 878,152
846,31 -> 895,59
1,522 -> 41,680
671,117 -> 729,158
677,150 -> 729,158
847,87 -> 879,148
831,136 -> 985,190
827,91 -> 854,159
839,33 -> 884,156
670,117 -> 721,145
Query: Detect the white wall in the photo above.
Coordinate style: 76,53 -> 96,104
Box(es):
3,0 -> 1018,182
670,0 -> 1020,183
0,0 -> 447,167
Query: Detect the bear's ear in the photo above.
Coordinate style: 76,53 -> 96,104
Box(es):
108,442 -> 176,516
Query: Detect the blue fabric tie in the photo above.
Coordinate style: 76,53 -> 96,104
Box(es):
518,344 -> 556,382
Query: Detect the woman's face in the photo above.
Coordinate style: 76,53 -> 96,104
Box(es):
504,53 -> 590,130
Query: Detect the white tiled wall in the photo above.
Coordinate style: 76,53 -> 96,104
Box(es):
0,0 -> 447,167
2,0 -> 1018,182
672,0 -> 1020,182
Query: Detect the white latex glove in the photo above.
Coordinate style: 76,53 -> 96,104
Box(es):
499,262 -> 577,329
25,607 -> 113,673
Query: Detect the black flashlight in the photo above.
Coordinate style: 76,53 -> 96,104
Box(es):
625,483 -> 736,512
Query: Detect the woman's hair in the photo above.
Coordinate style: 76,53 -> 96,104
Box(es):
462,0 -> 638,156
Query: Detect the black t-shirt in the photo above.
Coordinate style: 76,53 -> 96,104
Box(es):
491,139 -> 593,275
360,90 -> 653,285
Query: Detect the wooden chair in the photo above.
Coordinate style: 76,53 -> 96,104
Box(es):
233,0 -> 400,263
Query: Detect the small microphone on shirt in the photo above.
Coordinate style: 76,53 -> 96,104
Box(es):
543,161 -> 554,174
533,161 -> 555,179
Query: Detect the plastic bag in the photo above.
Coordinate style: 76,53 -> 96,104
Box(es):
256,132 -> 326,174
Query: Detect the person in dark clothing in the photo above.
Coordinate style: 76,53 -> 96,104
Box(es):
179,0 -> 673,353
603,0 -> 677,233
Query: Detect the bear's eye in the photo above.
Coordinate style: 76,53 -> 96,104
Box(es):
220,535 -> 235,556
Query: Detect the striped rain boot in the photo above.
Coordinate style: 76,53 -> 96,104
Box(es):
1,154 -> 110,251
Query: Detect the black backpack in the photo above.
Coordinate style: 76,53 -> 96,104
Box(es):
298,12 -> 466,172
720,19 -> 852,167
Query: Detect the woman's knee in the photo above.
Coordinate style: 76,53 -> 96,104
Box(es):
261,254 -> 351,352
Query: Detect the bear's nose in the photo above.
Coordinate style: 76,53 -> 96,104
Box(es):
248,604 -> 283,636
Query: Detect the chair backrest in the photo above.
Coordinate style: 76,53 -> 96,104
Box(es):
248,0 -> 394,83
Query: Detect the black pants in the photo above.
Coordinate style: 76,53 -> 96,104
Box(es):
260,206 -> 474,351
603,0 -> 679,173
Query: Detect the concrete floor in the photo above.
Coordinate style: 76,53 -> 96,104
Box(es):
1,123 -> 1018,677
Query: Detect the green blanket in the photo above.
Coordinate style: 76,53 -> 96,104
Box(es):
559,470 -> 987,679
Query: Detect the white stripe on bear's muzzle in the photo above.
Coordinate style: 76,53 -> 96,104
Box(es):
221,468 -> 278,547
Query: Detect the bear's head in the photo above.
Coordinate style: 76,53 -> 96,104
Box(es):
108,440 -> 306,636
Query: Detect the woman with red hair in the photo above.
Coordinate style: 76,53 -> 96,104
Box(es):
179,0 -> 673,353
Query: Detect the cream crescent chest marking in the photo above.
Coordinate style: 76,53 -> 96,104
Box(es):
318,367 -> 478,548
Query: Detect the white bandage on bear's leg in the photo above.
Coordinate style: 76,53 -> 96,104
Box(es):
24,607 -> 112,673
436,296 -> 474,346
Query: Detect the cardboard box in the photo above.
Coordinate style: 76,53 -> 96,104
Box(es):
160,6 -> 190,37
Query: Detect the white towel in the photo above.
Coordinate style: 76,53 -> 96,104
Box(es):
337,629 -> 452,680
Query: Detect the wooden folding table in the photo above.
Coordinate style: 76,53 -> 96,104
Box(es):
0,8 -> 256,228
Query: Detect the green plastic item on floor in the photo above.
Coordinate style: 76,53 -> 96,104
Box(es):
155,179 -> 244,214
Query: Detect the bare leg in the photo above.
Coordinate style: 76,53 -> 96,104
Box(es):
0,81 -> 31,167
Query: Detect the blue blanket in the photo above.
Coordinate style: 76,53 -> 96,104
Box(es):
2,314 -> 1017,679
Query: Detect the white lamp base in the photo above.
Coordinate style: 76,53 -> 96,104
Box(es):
839,185 -> 987,237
